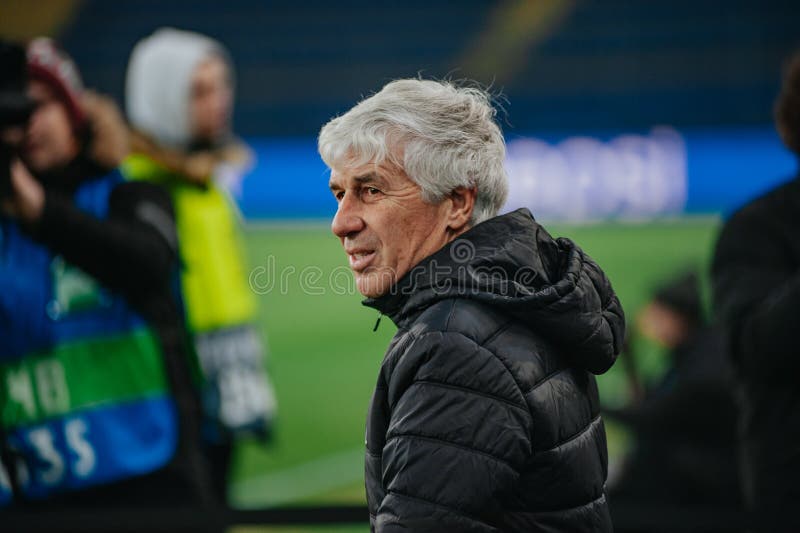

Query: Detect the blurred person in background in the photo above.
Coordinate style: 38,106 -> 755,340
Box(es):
319,78 -> 625,532
123,27 -> 276,504
712,51 -> 800,532
606,271 -> 740,525
0,38 -> 217,531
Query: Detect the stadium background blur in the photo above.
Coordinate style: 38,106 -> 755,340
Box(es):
2,1 -> 799,531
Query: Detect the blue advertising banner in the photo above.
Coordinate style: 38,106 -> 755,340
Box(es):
233,127 -> 797,221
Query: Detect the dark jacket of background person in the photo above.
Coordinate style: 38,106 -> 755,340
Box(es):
362,208 -> 625,532
712,176 -> 800,529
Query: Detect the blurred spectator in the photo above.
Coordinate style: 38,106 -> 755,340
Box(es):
0,38 -> 217,530
122,28 -> 277,503
712,51 -> 800,532
607,272 -> 740,515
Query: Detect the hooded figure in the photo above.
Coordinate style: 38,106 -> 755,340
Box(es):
126,28 -> 228,149
124,27 -> 251,189
122,28 -> 276,503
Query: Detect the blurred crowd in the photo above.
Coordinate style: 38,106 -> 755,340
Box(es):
606,51 -> 800,532
0,25 -> 799,533
0,29 -> 275,532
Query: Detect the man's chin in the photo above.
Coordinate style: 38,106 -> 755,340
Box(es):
355,271 -> 394,299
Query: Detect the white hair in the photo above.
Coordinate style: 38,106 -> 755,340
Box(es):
318,78 -> 508,225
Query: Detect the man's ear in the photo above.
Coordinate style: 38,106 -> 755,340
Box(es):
447,187 -> 477,233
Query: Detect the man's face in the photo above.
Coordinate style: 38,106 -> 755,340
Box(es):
190,56 -> 232,144
329,158 -> 453,298
23,80 -> 79,173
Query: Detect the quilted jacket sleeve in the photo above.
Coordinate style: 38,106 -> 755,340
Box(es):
375,331 -> 533,532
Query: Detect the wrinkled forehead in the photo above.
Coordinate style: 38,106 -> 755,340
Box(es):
329,158 -> 381,187
330,141 -> 404,173
328,156 -> 411,190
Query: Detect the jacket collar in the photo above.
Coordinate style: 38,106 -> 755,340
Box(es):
362,208 -> 544,327
362,207 -> 625,375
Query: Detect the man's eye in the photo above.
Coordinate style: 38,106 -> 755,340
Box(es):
365,187 -> 381,196
334,191 -> 345,201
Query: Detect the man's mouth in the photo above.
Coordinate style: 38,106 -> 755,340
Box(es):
347,249 -> 377,272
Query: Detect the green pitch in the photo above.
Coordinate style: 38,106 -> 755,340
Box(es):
228,216 -> 720,530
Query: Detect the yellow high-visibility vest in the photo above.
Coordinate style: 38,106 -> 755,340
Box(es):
122,154 -> 256,332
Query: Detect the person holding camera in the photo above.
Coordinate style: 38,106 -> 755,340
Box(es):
0,38 -> 217,531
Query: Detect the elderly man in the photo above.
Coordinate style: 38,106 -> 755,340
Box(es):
319,79 -> 625,532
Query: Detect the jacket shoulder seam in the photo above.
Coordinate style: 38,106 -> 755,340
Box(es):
480,319 -> 514,346
436,329 -> 530,401
394,328 -> 534,443
408,379 -> 528,412
386,432 -> 519,472
384,489 -> 493,526
507,491 -> 607,515
537,414 -> 602,454
443,298 -> 457,331
426,298 -> 514,346
524,367 -> 569,396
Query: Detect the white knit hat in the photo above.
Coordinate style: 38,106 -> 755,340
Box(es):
125,27 -> 230,149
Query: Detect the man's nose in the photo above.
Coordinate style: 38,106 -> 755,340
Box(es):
331,193 -> 365,238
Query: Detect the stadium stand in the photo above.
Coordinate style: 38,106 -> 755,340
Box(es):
56,0 -> 800,136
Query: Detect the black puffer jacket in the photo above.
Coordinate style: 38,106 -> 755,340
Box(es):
363,208 -> 625,532
712,176 -> 800,529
